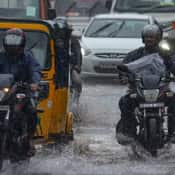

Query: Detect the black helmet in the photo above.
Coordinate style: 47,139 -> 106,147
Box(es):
3,28 -> 26,57
142,24 -> 162,43
55,17 -> 69,29
54,17 -> 72,42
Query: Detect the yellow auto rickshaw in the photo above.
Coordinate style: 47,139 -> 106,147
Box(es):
0,18 -> 73,143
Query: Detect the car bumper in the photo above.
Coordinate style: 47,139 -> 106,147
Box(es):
82,55 -> 124,77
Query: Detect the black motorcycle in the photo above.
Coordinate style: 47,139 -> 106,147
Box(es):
117,54 -> 175,156
0,74 -> 37,170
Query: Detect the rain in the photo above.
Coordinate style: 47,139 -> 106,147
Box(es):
2,78 -> 175,175
1,0 -> 175,174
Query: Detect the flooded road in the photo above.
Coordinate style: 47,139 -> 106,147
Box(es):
2,77 -> 175,175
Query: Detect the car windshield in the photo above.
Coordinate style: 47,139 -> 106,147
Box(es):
0,0 -> 39,18
0,30 -> 50,69
115,0 -> 175,12
56,0 -> 111,17
84,18 -> 148,38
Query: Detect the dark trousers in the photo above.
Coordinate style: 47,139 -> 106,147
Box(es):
70,68 -> 82,94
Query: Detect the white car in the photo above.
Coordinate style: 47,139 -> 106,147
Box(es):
80,13 -> 157,77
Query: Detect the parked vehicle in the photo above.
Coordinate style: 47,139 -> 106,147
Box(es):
80,13 -> 157,78
117,54 -> 175,156
0,74 -> 36,169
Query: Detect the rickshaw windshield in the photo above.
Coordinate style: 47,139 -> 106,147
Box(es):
0,30 -> 50,69
0,0 -> 39,19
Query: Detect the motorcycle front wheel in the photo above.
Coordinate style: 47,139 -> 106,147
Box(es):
147,118 -> 158,156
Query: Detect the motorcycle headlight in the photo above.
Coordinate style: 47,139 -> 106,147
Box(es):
0,90 -> 5,101
143,89 -> 159,102
3,88 -> 9,93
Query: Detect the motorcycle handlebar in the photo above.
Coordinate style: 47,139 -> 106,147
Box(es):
117,64 -> 129,73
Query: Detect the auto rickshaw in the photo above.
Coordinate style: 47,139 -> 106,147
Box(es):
0,18 -> 73,143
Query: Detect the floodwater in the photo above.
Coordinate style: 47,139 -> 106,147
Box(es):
2,77 -> 175,175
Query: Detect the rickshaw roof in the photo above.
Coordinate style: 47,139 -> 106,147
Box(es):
0,18 -> 56,37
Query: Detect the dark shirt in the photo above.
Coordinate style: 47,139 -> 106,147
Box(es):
0,51 -> 41,84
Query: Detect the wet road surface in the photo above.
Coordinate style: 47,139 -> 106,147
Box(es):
2,77 -> 175,175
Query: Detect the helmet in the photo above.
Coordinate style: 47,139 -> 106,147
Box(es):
55,17 -> 69,29
55,17 -> 72,39
3,28 -> 26,57
142,24 -> 162,43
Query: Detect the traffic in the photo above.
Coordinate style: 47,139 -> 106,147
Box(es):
0,0 -> 175,174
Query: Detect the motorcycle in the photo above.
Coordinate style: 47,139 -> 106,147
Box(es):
117,53 -> 175,156
0,74 -> 37,170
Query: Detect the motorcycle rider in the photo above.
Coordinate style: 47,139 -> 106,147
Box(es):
70,31 -> 82,104
55,17 -> 82,102
116,24 -> 175,145
0,28 -> 41,156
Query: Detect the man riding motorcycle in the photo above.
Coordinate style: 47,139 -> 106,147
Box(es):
116,24 -> 175,145
0,28 -> 41,156
70,33 -> 82,104
54,17 -> 82,102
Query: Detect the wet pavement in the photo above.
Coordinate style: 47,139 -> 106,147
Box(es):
2,77 -> 175,175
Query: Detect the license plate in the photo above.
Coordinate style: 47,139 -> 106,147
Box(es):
139,103 -> 164,108
99,63 -> 117,69
0,105 -> 9,111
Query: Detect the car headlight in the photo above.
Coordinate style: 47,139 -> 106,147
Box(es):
81,47 -> 91,57
143,89 -> 159,102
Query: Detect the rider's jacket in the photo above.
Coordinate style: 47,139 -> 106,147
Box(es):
0,51 -> 41,83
